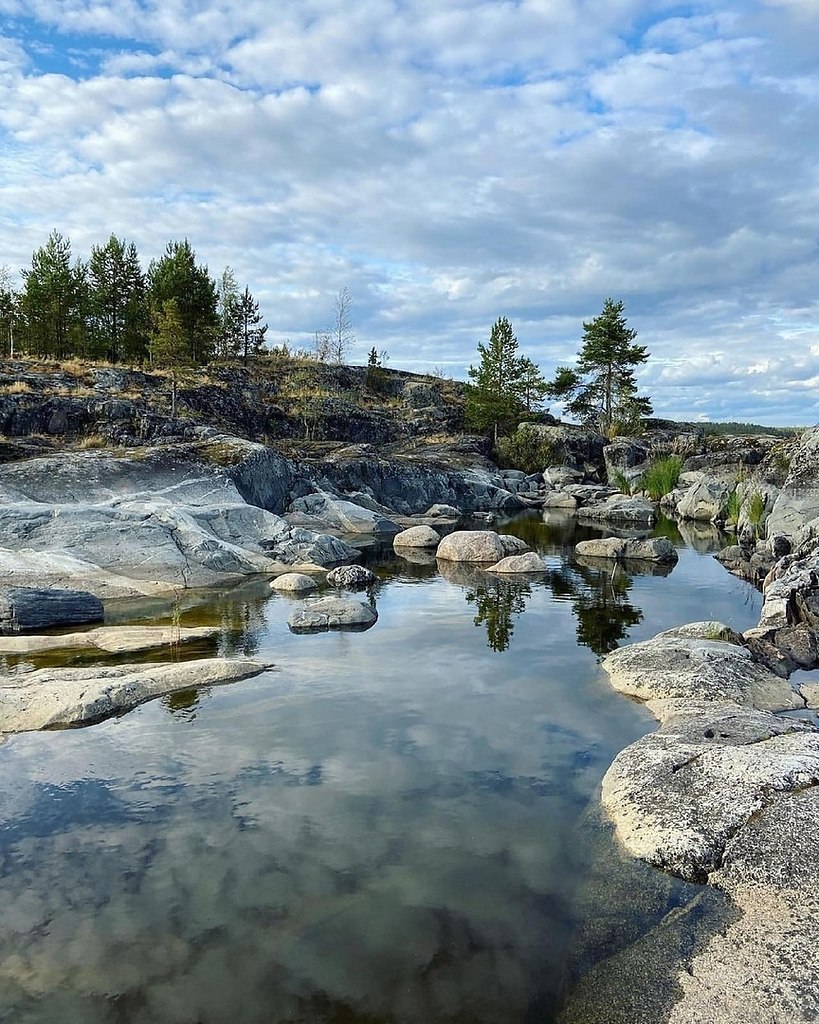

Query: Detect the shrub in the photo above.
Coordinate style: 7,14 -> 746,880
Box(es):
640,455 -> 682,501
494,426 -> 556,474
747,489 -> 766,529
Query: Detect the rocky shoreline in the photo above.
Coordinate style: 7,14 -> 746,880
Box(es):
2,364 -> 819,1021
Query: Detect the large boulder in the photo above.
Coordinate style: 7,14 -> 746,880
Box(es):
767,427 -> 819,540
677,477 -> 730,522
270,572 -> 319,593
435,530 -> 506,563
287,491 -> 401,535
326,564 -> 377,589
393,525 -> 441,549
486,551 -> 547,574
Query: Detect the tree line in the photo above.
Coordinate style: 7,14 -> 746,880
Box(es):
0,231 -> 267,366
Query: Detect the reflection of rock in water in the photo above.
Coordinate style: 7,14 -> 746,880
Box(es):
557,805 -> 736,1024
436,558 -> 493,590
675,517 -> 729,554
396,547 -> 438,567
575,553 -> 675,579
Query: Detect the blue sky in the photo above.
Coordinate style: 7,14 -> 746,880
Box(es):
0,0 -> 818,424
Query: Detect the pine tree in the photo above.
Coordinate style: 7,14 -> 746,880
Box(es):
517,356 -> 549,413
466,317 -> 526,443
151,299 -> 189,368
147,240 -> 218,365
88,235 -> 149,363
235,286 -> 267,365
20,231 -> 87,358
546,298 -> 652,436
0,266 -> 19,358
215,266 -> 241,360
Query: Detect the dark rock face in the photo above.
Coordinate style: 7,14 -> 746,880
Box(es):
0,587 -> 104,634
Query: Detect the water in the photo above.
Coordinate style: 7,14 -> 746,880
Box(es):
0,515 -> 761,1024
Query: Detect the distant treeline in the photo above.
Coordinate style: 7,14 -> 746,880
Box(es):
0,231 -> 267,366
699,421 -> 799,438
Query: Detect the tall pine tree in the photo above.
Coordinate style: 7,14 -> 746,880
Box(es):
546,298 -> 652,436
21,231 -> 87,358
466,317 -> 527,443
148,240 -> 218,365
88,235 -> 149,363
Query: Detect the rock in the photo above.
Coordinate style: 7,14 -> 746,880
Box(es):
575,537 -> 627,560
601,633 -> 803,713
544,466 -> 584,487
601,702 -> 819,882
677,477 -> 730,522
603,438 -> 649,487
759,540 -> 819,629
577,494 -> 656,526
0,657 -> 271,732
287,491 -> 401,535
435,530 -> 506,563
325,564 -> 377,588
288,596 -> 377,632
498,534 -> 529,556
767,532 -> 791,559
486,552 -> 547,574
767,427 -> 819,540
0,624 -> 219,656
542,492 -> 578,511
270,572 -> 319,593
424,503 -> 461,518
394,547 -> 438,566
0,586 -> 104,634
622,537 -> 679,565
392,525 -> 441,548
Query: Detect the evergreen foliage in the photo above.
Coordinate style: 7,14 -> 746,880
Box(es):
0,266 -> 19,357
466,317 -> 534,442
87,235 -> 150,362
546,298 -> 652,435
235,286 -> 267,364
147,239 -> 218,365
20,231 -> 87,359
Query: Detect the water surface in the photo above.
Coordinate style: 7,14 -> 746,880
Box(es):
0,514 -> 761,1024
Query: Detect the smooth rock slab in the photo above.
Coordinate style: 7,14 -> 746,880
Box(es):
270,572 -> 319,593
0,625 -> 219,656
435,530 -> 505,563
601,702 -> 819,882
392,525 -> 441,549
577,495 -> 656,526
0,657 -> 272,732
288,596 -> 377,633
602,633 -> 803,713
487,552 -> 548,574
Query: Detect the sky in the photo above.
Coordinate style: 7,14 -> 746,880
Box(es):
0,0 -> 818,425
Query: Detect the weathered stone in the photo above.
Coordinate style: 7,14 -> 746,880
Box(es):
575,537 -> 627,560
392,525 -> 441,549
542,492 -> 578,511
602,633 -> 802,712
0,624 -> 218,656
325,564 -> 377,588
435,530 -> 506,563
288,596 -> 377,632
677,477 -> 729,522
0,657 -> 271,732
0,586 -> 104,634
424,503 -> 461,518
622,536 -> 679,564
577,494 -> 656,526
486,551 -> 547,574
270,572 -> 319,593
287,491 -> 401,535
498,534 -> 529,556
544,466 -> 584,487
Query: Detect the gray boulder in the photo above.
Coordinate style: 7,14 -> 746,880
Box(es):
486,552 -> 547,574
677,477 -> 730,522
424,503 -> 461,518
326,564 -> 377,588
270,572 -> 319,593
435,530 -> 505,563
392,525 -> 441,549
0,624 -> 218,656
287,491 -> 401,535
288,596 -> 377,632
577,494 -> 656,526
575,537 -> 627,560
622,536 -> 678,564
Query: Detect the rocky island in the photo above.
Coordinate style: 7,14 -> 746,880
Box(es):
1,355 -> 818,1022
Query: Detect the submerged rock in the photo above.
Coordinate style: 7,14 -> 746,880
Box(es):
0,624 -> 218,656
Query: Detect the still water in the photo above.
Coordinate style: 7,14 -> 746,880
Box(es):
0,514 -> 761,1024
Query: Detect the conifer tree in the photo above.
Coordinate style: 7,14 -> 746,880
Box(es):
235,286 -> 267,365
215,266 -> 241,360
147,240 -> 218,365
466,316 -> 527,443
20,231 -> 87,358
88,235 -> 149,363
545,298 -> 652,435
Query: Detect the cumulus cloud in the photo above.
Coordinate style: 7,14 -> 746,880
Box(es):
0,1 -> 817,423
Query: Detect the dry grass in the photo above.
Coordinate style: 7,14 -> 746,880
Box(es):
0,381 -> 33,395
77,433 -> 108,449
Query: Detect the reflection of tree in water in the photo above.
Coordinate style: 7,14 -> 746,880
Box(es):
547,562 -> 642,658
466,579 -> 532,653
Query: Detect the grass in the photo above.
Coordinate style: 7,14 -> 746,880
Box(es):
640,455 -> 683,501
747,489 -> 766,529
610,468 -> 633,494
1,381 -> 33,395
77,433 -> 108,449
724,488 -> 741,526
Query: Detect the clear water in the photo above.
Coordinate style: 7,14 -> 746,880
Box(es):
0,515 -> 761,1024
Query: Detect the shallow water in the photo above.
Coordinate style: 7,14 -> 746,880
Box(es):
0,515 -> 761,1024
